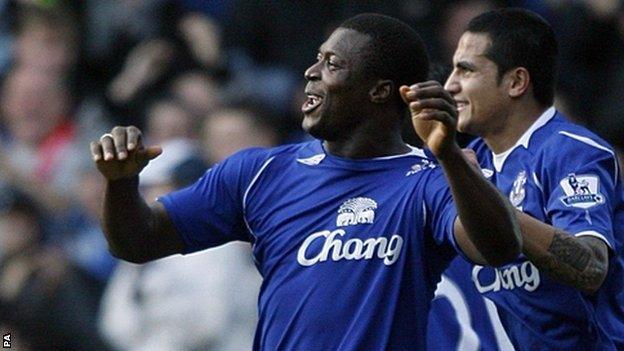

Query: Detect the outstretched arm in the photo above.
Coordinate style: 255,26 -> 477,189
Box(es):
401,82 -> 521,266
90,126 -> 185,263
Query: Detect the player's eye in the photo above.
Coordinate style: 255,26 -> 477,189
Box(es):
456,63 -> 474,73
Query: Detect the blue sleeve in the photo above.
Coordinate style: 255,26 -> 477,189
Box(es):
158,148 -> 270,254
538,134 -> 619,249
423,169 -> 461,255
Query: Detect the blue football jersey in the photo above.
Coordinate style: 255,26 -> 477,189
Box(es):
159,140 -> 464,350
469,108 -> 624,350
427,256 -> 514,351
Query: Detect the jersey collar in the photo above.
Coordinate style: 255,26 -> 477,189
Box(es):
492,106 -> 556,172
297,140 -> 427,167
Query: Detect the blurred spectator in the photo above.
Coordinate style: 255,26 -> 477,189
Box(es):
0,0 -> 14,75
139,139 -> 201,197
145,97 -> 196,145
202,104 -> 280,164
177,12 -> 224,71
0,189 -> 112,351
92,3 -> 228,128
13,4 -> 78,76
549,0 -> 624,148
438,0 -> 498,63
61,169 -> 117,284
82,0 -> 175,85
0,67 -> 83,211
106,38 -> 175,108
169,70 -> 223,119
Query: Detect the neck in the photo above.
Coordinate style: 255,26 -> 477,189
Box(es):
484,101 -> 548,154
324,115 -> 409,159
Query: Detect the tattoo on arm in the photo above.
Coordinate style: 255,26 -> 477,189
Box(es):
533,230 -> 608,293
548,232 -> 592,271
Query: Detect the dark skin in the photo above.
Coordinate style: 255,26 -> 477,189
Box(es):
302,28 -> 408,158
91,28 -> 521,266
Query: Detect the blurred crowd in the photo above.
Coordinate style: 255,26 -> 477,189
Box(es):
0,0 -> 622,350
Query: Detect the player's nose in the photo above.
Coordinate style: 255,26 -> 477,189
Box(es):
304,61 -> 321,81
444,74 -> 460,95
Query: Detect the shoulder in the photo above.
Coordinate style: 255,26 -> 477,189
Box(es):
536,115 -> 615,158
222,141 -> 315,171
533,116 -> 619,180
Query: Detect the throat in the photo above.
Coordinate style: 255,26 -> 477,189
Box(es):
324,135 -> 410,159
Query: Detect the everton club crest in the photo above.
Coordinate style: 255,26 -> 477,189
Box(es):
509,170 -> 527,208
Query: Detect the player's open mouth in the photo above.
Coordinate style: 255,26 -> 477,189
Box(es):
302,93 -> 323,114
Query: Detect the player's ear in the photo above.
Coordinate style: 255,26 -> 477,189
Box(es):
506,67 -> 530,98
369,79 -> 393,104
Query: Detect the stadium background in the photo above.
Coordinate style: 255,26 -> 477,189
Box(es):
0,0 -> 622,350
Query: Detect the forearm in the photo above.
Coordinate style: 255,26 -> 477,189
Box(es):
102,176 -> 157,263
518,212 -> 608,294
439,146 -> 521,265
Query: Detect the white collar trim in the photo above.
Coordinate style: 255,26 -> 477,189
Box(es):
492,107 -> 556,172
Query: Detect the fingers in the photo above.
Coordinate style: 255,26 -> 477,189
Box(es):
410,107 -> 456,128
405,81 -> 455,102
402,80 -> 458,124
409,97 -> 457,117
92,126 -> 146,162
126,126 -> 142,151
90,141 -> 103,162
111,126 -> 128,160
100,133 -> 116,161
136,146 -> 163,163
399,85 -> 412,104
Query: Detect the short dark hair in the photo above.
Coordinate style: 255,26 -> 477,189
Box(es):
467,8 -> 557,106
339,13 -> 429,110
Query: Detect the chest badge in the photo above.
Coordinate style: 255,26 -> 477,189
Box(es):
336,197 -> 377,227
509,170 -> 527,208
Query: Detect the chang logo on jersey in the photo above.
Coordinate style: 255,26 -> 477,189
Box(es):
297,229 -> 403,267
406,159 -> 436,176
559,173 -> 605,209
509,170 -> 527,208
472,261 -> 541,293
336,197 -> 377,227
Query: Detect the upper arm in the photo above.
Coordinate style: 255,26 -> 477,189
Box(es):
540,133 -> 619,246
148,201 -> 187,258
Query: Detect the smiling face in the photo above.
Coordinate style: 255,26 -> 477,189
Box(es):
444,32 -> 511,137
302,28 -> 374,141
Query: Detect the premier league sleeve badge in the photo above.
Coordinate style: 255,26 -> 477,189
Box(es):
559,173 -> 605,209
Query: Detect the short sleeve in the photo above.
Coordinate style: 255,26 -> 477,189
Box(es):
539,133 -> 619,249
159,148 -> 269,254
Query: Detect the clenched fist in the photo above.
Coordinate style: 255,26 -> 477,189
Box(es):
400,81 -> 459,159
